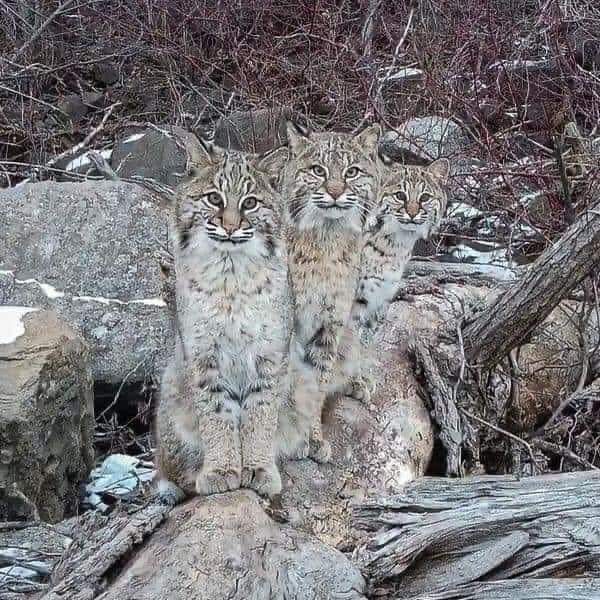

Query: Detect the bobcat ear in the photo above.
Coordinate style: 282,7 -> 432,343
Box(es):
354,123 -> 381,151
254,147 -> 289,187
286,121 -> 310,154
427,158 -> 450,183
192,132 -> 222,165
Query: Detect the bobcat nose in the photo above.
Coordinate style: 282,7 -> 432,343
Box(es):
220,209 -> 241,235
325,180 -> 345,200
405,201 -> 421,219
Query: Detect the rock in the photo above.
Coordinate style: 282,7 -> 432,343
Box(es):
81,91 -> 105,110
111,125 -> 203,188
58,94 -> 88,124
96,491 -> 367,599
0,309 -> 94,523
214,107 -> 309,153
379,116 -> 471,165
0,181 -> 171,383
92,61 -> 119,86
277,299 -> 435,548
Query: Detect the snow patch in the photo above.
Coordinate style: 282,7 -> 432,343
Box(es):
0,565 -> 42,582
1,270 -> 165,308
123,132 -> 146,143
85,454 -> 156,512
0,307 -> 38,345
448,202 -> 485,220
0,270 -> 65,299
385,67 -> 423,81
489,58 -> 548,70
65,149 -> 113,172
73,295 -> 166,307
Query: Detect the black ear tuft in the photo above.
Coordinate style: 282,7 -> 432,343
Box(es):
286,120 -> 310,153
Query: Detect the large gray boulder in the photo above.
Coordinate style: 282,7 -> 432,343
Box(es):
380,116 -> 471,165
0,309 -> 94,523
111,125 -> 203,188
214,106 -> 309,153
0,181 -> 172,383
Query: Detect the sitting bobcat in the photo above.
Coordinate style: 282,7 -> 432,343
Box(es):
281,122 -> 382,462
337,158 -> 450,401
154,140 -> 291,504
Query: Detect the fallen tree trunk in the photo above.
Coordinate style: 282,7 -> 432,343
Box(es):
355,471 -> 600,599
463,201 -> 600,368
409,579 -> 600,600
406,201 -> 600,475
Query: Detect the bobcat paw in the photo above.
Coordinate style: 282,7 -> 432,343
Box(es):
155,478 -> 186,507
195,467 -> 241,496
309,437 -> 332,463
291,439 -> 310,460
241,463 -> 282,498
345,376 -> 375,404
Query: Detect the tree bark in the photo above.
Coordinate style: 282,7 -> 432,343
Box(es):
355,471 -> 600,598
463,201 -> 600,368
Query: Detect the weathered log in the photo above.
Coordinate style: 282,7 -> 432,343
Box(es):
41,492 -> 366,600
41,503 -> 171,600
407,579 -> 600,600
463,201 -> 600,368
354,471 -> 600,598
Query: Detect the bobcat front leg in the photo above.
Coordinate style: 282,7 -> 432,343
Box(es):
303,323 -> 342,463
191,374 -> 242,496
240,383 -> 282,498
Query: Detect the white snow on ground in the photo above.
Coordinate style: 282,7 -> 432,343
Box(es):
489,58 -> 548,69
0,307 -> 38,345
448,202 -> 485,220
64,148 -> 113,172
0,270 -> 64,299
450,242 -> 511,267
0,270 -> 166,308
386,67 -> 423,81
123,132 -> 146,143
0,565 -> 43,582
85,454 -> 155,512
73,295 -> 166,307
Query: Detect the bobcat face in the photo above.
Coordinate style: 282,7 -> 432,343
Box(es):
284,124 -> 381,231
176,144 -> 287,257
379,159 -> 449,238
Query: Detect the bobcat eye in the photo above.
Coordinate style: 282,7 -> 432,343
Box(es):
420,193 -> 433,205
204,191 -> 224,209
311,164 -> 326,177
395,191 -> 408,204
241,196 -> 259,212
345,166 -> 360,179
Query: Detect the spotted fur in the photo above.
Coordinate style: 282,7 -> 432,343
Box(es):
155,142 -> 293,501
335,159 -> 450,402
281,123 -> 381,462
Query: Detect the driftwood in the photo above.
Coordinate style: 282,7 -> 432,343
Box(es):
408,579 -> 600,600
354,471 -> 600,599
40,503 -> 171,600
36,492 -> 366,600
463,200 -> 600,368
409,200 -> 600,475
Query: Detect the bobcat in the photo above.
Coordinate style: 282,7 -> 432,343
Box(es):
281,122 -> 381,462
154,141 -> 292,503
336,158 -> 450,402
